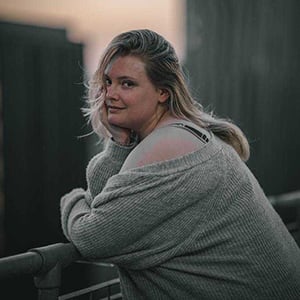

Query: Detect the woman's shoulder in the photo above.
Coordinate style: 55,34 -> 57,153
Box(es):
120,121 -> 208,171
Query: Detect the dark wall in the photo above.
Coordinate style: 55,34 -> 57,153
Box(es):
185,0 -> 300,195
0,21 -> 88,258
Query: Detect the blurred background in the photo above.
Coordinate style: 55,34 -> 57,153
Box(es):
0,0 -> 299,297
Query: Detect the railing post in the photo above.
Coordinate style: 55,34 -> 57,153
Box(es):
30,243 -> 80,300
34,263 -> 61,300
0,242 -> 81,299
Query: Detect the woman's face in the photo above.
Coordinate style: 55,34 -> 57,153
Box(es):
104,55 -> 168,137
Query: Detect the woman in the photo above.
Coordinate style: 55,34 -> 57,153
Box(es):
60,29 -> 300,299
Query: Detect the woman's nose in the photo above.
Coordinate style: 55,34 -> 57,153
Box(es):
106,85 -> 119,100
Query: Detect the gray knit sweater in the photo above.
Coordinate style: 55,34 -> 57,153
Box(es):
60,131 -> 300,300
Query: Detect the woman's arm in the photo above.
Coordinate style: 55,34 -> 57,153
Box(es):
61,138 -> 136,238
86,138 -> 137,199
61,168 -> 194,266
60,132 -> 219,268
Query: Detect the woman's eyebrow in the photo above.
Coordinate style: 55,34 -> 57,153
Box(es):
104,73 -> 137,81
117,76 -> 137,81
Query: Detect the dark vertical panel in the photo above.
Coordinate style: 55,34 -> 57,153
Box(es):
1,42 -> 42,250
38,41 -> 87,245
0,21 -> 88,299
0,21 -> 87,255
185,0 -> 300,195
0,64 -> 4,257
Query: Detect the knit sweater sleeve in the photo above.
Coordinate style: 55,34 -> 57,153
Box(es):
60,138 -> 137,241
86,139 -> 137,200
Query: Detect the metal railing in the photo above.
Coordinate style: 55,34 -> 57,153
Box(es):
269,190 -> 300,242
0,242 -> 122,300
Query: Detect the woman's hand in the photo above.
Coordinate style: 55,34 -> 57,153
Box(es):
100,101 -> 132,145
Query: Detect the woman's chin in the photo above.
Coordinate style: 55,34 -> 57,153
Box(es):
108,117 -> 126,128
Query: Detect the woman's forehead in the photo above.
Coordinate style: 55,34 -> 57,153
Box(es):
105,55 -> 147,79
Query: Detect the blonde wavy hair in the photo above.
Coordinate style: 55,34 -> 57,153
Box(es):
83,29 -> 250,161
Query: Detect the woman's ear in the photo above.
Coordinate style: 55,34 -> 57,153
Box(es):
158,89 -> 170,103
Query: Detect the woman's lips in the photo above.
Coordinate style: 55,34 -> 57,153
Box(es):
107,106 -> 126,113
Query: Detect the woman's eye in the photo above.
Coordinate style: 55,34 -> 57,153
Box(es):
122,80 -> 135,88
105,78 -> 112,86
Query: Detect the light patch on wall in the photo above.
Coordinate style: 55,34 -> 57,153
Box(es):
0,0 -> 186,74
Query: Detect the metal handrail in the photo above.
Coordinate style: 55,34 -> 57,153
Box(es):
268,190 -> 300,207
59,277 -> 120,300
0,243 -> 80,278
0,243 -> 81,300
268,190 -> 300,240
